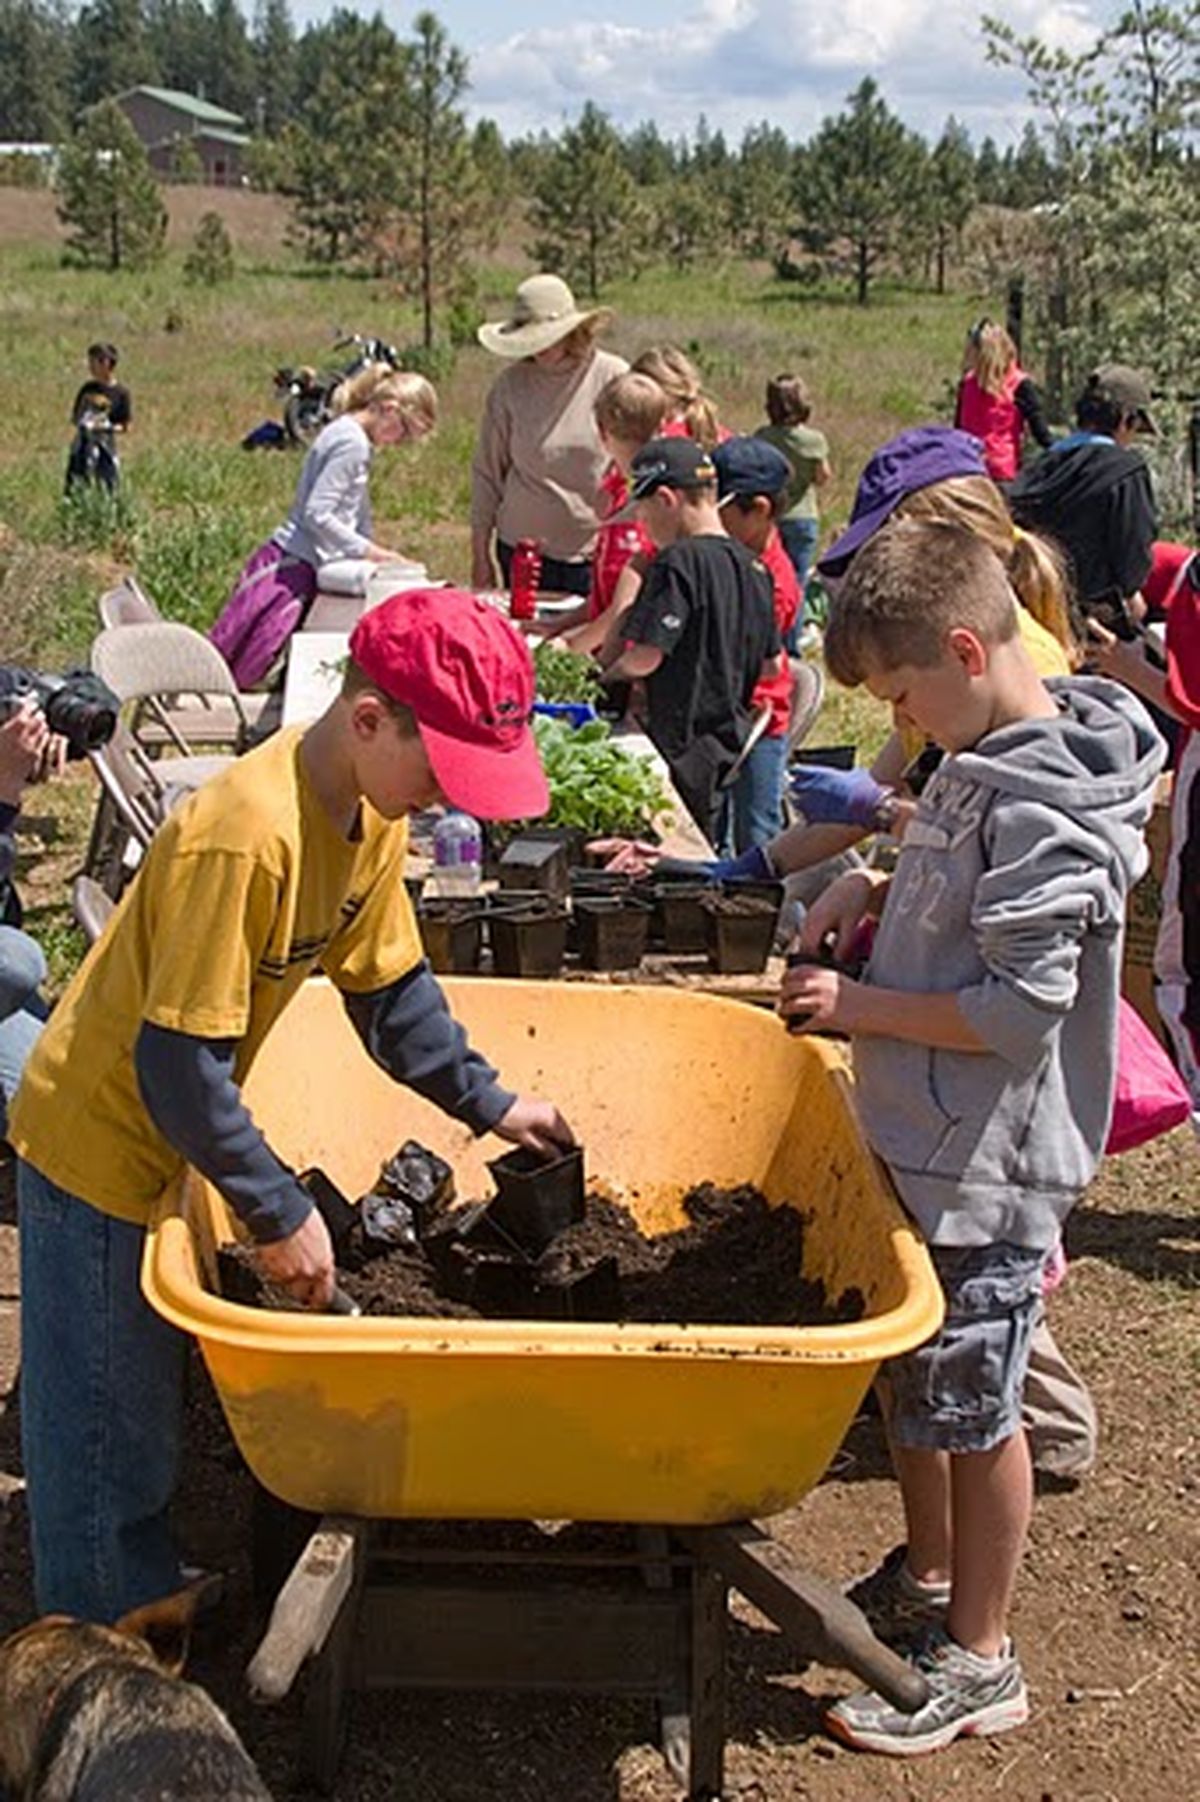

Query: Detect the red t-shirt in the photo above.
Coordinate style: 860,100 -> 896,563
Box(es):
588,462 -> 655,622
1143,540 -> 1193,616
753,529 -> 799,736
660,417 -> 734,445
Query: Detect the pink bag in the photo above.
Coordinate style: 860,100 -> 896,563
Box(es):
1105,996 -> 1192,1154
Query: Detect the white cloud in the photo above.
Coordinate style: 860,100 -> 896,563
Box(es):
465,0 -> 1110,144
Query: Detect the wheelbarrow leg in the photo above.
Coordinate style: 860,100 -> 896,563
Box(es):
680,1522 -> 930,1715
636,1527 -> 691,1785
687,1559 -> 728,1802
246,1516 -> 366,1795
303,1555 -> 364,1797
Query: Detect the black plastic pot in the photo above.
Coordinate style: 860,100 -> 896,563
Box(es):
416,899 -> 483,974
569,868 -> 634,899
487,1144 -> 586,1252
574,897 -> 651,971
652,881 -> 712,954
791,743 -> 857,772
497,833 -> 570,899
489,904 -> 570,978
702,894 -> 779,975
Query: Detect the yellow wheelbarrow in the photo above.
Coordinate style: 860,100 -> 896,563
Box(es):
143,978 -> 943,1795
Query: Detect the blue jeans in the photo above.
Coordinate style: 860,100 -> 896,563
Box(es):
778,518 -> 819,653
18,1160 -> 187,1620
0,925 -> 47,1132
720,732 -> 789,855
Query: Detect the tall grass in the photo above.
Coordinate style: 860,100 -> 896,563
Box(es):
0,192 -> 977,679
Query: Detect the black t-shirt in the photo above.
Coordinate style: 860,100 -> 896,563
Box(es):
622,535 -> 779,833
71,380 -> 131,430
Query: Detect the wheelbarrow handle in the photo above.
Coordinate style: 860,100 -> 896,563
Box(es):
679,1522 -> 930,1714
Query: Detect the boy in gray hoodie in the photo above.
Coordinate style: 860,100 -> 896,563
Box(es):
782,517 -> 1164,1755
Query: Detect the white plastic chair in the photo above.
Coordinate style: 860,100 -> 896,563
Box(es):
71,873 -> 117,945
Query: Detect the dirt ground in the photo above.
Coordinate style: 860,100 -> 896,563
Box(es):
1,1127 -> 1196,1802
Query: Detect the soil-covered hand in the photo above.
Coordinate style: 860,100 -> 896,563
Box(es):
779,961 -> 859,1032
494,1096 -> 576,1158
254,1209 -> 335,1310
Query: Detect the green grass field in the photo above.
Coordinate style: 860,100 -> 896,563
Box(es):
0,186 -> 978,672
0,184 -> 982,973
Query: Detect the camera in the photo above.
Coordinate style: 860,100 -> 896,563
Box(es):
0,666 -> 119,758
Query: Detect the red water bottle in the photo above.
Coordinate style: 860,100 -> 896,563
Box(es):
510,537 -> 541,620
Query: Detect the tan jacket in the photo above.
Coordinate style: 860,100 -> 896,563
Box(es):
471,347 -> 628,562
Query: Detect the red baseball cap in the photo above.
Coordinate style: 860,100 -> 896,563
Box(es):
349,588 -> 549,820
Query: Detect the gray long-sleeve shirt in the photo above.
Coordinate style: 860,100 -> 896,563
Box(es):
273,414 -> 374,566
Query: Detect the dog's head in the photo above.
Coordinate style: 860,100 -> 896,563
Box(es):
0,1585 -> 204,1789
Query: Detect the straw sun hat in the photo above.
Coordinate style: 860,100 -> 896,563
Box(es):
477,274 -> 610,359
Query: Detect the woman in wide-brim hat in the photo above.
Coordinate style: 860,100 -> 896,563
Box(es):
470,273 -> 626,596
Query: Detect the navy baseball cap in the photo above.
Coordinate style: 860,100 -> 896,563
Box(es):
628,435 -> 717,501
713,436 -> 791,503
817,426 -> 987,577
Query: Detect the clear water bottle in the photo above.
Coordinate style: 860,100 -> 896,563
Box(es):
431,811 -> 482,898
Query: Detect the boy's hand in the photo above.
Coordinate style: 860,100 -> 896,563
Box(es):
789,765 -> 890,828
779,961 -> 859,1032
255,1209 -> 335,1310
494,1096 -> 576,1158
797,868 -> 885,963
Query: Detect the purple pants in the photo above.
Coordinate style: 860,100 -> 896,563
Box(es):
210,539 -> 317,687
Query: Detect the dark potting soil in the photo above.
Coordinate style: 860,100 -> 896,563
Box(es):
219,1184 -> 864,1329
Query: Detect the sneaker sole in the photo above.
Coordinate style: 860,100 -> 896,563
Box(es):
824,1688 -> 1030,1757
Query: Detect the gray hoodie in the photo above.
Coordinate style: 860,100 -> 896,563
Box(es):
855,677 -> 1165,1250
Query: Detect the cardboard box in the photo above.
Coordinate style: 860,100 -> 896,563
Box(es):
1121,773 -> 1173,1042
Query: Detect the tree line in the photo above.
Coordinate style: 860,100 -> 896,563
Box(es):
9,0 -> 1199,408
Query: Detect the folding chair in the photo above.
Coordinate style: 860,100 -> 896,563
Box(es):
84,720 -> 231,898
71,874 -> 116,945
96,575 -> 162,629
90,621 -> 265,757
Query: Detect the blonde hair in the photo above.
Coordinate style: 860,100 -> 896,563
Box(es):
335,365 -> 438,434
895,474 -> 1079,664
631,345 -> 722,451
966,320 -> 1019,397
594,371 -> 668,444
826,519 -> 1019,687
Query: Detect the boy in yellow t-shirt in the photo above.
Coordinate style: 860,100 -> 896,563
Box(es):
10,588 -> 573,1625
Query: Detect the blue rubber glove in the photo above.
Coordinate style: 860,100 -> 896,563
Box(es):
788,765 -> 889,829
652,844 -> 776,883
703,843 -> 776,883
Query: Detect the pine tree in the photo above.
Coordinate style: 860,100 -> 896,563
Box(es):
0,0 -> 71,141
184,208 -> 235,282
280,12 -> 409,265
729,121 -> 796,263
57,97 -> 168,270
253,0 -> 296,136
527,103 -> 643,298
72,0 -> 158,111
206,0 -> 256,119
927,118 -> 976,291
798,79 -> 927,304
145,0 -> 211,101
383,11 -> 490,350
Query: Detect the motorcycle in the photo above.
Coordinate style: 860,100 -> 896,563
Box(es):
273,332 -> 402,447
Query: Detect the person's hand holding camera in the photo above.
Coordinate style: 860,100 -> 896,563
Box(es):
0,700 -> 63,806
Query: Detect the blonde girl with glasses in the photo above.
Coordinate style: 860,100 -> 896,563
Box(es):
212,367 -> 437,687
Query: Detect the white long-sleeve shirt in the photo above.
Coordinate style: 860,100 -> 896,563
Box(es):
273,415 -> 374,566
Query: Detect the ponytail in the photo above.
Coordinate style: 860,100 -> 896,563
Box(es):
630,345 -> 723,453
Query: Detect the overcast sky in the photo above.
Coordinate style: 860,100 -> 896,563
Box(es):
287,1 -> 1113,145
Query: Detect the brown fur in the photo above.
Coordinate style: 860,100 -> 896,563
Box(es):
0,1587 -> 271,1800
